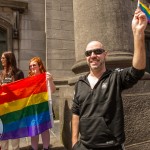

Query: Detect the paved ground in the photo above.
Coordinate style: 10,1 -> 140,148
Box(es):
8,120 -> 66,150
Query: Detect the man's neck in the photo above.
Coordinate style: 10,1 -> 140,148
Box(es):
90,67 -> 106,79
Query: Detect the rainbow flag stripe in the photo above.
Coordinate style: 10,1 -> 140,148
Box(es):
0,73 -> 52,140
139,1 -> 150,23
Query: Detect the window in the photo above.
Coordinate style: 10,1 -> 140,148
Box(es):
0,28 -> 7,70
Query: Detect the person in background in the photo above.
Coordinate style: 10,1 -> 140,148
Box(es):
28,57 -> 56,150
72,8 -> 147,150
0,51 -> 24,150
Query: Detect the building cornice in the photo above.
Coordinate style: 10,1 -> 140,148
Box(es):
0,0 -> 28,13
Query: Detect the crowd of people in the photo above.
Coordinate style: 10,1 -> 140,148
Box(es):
0,8 -> 148,150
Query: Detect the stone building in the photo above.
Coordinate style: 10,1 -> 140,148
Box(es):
0,0 -> 149,150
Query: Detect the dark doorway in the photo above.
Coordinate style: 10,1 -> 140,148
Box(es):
0,28 -> 7,70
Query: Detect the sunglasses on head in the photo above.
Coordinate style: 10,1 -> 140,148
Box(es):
85,48 -> 105,57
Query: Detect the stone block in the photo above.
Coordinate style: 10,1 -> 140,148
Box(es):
61,21 -> 74,31
47,59 -> 74,71
20,19 -> 32,30
47,50 -> 75,60
47,39 -> 63,49
31,20 -> 45,30
47,29 -> 74,40
31,40 -> 45,50
47,19 -> 61,30
28,0 -> 44,4
47,39 -> 74,50
47,70 -> 74,79
46,10 -> 61,20
60,0 -> 73,5
19,50 -> 45,60
29,3 -> 44,12
46,0 -> 61,10
30,31 -> 45,40
29,11 -> 45,21
20,30 -> 32,40
61,11 -> 73,21
20,40 -> 31,50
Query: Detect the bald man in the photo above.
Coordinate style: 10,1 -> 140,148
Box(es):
72,8 -> 147,150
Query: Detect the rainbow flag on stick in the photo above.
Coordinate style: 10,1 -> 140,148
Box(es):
0,73 -> 53,140
138,1 -> 150,23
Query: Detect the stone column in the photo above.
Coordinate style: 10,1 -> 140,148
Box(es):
72,0 -> 134,76
123,75 -> 150,150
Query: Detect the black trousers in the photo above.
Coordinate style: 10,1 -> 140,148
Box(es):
72,141 -> 124,150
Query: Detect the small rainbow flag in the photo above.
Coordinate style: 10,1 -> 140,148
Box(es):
139,1 -> 150,23
0,73 -> 52,140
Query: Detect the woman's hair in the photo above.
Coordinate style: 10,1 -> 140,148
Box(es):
1,51 -> 18,78
28,56 -> 46,76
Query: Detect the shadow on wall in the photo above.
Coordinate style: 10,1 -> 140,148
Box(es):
62,100 -> 72,150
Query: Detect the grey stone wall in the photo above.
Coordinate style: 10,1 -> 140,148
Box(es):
123,77 -> 150,150
46,0 -> 75,80
19,0 -> 45,76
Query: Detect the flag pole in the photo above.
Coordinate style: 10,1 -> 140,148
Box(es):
47,77 -> 54,128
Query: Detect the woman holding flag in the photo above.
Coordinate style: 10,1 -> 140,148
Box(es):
28,57 -> 56,150
0,51 -> 24,150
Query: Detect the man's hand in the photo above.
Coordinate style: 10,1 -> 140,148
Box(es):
132,8 -> 148,33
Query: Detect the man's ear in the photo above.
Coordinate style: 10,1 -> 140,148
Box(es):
104,51 -> 108,57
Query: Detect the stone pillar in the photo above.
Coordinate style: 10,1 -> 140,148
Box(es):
59,86 -> 74,150
123,75 -> 150,150
72,0 -> 134,75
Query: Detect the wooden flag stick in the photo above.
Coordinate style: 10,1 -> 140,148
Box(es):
137,0 -> 140,7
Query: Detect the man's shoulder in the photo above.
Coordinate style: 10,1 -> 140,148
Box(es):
75,74 -> 87,87
78,74 -> 88,81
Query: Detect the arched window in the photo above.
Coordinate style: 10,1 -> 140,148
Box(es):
0,27 -> 7,70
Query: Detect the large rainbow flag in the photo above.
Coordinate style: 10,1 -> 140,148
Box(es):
0,73 -> 53,140
139,1 -> 150,23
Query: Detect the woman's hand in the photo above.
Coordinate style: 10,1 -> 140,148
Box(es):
46,72 -> 53,81
46,72 -> 56,93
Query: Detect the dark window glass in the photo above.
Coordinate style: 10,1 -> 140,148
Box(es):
0,28 -> 7,70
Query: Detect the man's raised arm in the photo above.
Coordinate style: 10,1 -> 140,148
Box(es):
132,8 -> 148,70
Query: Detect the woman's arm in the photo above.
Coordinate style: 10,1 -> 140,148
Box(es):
46,72 -> 56,93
